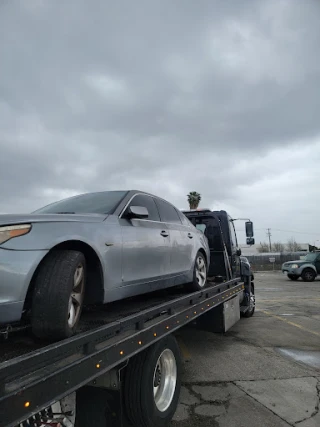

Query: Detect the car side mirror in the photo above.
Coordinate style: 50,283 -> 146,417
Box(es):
246,237 -> 255,246
236,248 -> 242,256
128,206 -> 149,219
245,221 -> 254,237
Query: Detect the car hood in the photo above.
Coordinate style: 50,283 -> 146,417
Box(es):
284,260 -> 306,266
0,213 -> 107,226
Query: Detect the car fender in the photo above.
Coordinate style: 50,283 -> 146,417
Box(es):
299,263 -> 317,274
198,232 -> 210,270
1,221 -> 122,289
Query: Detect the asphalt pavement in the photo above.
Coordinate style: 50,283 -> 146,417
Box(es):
171,272 -> 320,427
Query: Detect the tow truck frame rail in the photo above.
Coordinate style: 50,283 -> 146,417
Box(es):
0,278 -> 244,427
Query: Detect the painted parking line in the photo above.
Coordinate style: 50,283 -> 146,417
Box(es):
258,298 -> 320,303
261,310 -> 320,338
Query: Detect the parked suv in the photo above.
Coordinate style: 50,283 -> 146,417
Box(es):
282,252 -> 320,282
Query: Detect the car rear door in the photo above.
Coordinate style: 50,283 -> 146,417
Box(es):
119,194 -> 170,286
155,198 -> 194,274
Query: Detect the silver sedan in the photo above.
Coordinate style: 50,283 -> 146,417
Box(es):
0,190 -> 210,340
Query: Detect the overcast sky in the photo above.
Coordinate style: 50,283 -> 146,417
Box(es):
1,0 -> 320,245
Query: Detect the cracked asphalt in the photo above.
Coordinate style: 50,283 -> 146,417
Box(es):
171,272 -> 320,427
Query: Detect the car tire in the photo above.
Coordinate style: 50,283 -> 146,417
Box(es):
186,251 -> 207,292
301,268 -> 316,282
124,335 -> 182,427
31,250 -> 86,340
288,274 -> 299,281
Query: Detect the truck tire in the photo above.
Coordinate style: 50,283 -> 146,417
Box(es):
301,268 -> 316,282
288,274 -> 299,281
31,250 -> 86,340
242,283 -> 255,318
124,335 -> 182,427
186,251 -> 207,292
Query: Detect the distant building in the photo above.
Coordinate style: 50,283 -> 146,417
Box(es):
240,243 -> 310,256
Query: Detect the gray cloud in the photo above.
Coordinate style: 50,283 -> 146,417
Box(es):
1,0 -> 320,244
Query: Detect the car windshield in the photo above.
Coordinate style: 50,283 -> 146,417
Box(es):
303,253 -> 318,262
33,191 -> 128,214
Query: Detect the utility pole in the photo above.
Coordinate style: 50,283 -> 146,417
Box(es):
267,228 -> 272,252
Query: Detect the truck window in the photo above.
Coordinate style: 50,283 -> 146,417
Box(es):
196,224 -> 206,234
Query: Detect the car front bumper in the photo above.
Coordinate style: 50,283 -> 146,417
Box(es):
282,268 -> 302,276
0,248 -> 49,324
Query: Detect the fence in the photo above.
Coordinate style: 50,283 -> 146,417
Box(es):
246,252 -> 308,271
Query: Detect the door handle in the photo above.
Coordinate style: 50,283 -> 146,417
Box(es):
187,233 -> 193,239
161,230 -> 169,237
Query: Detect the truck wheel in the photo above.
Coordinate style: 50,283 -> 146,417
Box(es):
301,268 -> 316,282
31,250 -> 86,340
288,274 -> 299,281
124,335 -> 182,427
242,284 -> 255,318
186,251 -> 207,292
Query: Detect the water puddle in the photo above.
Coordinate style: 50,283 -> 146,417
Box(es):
277,348 -> 320,369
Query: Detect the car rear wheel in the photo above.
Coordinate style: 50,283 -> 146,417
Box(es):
288,274 -> 299,281
186,251 -> 207,292
31,250 -> 86,340
301,268 -> 316,282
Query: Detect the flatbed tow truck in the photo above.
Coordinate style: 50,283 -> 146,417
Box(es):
0,209 -> 255,427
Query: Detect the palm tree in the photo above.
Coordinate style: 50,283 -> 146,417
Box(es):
187,191 -> 201,209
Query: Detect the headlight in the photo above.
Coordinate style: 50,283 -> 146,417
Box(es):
290,264 -> 299,269
0,224 -> 31,244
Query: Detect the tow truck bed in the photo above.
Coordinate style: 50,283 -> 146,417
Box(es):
0,278 -> 244,427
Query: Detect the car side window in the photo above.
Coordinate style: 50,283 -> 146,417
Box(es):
155,198 -> 182,224
178,211 -> 191,226
126,194 -> 160,221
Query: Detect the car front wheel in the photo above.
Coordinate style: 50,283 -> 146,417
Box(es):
31,250 -> 86,341
301,268 -> 316,282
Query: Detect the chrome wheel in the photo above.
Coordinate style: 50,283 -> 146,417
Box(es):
249,291 -> 255,311
153,349 -> 177,412
195,255 -> 207,288
68,264 -> 85,328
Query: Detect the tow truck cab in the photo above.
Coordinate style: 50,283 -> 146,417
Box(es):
182,209 -> 254,281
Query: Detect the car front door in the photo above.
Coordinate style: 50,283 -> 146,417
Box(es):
155,198 -> 194,275
119,194 -> 171,287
